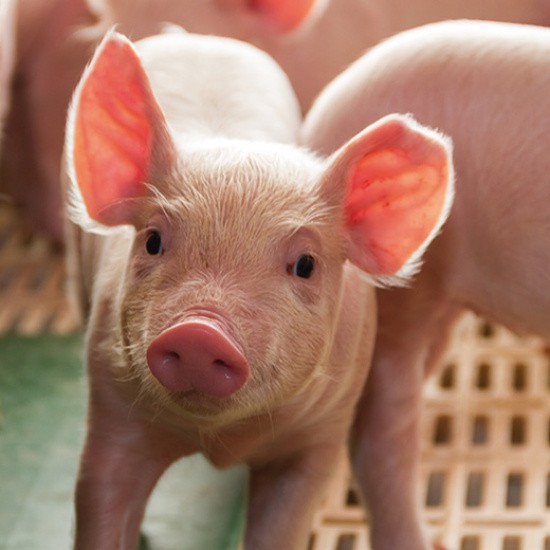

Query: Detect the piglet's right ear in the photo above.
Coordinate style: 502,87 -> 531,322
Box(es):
322,114 -> 454,286
67,31 -> 176,228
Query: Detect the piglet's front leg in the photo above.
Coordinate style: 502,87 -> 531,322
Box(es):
245,444 -> 343,550
74,436 -> 170,550
73,359 -> 189,549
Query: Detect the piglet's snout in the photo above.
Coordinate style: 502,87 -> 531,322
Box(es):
146,321 -> 249,398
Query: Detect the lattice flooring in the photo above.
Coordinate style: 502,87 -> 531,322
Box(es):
0,204 -> 77,334
309,315 -> 550,550
1,203 -> 549,549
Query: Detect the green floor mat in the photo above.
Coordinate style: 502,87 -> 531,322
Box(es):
0,335 -> 246,550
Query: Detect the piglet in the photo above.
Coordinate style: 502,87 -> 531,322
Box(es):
302,19 -> 550,550
64,27 -> 453,549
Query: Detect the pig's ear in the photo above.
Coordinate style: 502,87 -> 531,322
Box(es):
227,0 -> 322,32
323,114 -> 454,286
66,31 -> 176,229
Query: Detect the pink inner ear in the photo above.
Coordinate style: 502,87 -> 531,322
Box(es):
345,146 -> 449,275
248,0 -> 317,31
73,37 -> 154,225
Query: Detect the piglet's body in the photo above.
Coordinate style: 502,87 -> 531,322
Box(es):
65,29 -> 453,549
303,20 -> 550,550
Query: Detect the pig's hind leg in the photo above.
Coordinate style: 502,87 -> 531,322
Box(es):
350,285 -> 460,550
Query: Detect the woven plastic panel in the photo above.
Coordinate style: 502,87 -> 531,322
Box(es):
0,204 -> 77,334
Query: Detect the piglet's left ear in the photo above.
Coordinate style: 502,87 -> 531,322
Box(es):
323,114 -> 454,285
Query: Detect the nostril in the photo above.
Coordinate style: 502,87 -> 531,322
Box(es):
212,359 -> 235,381
159,351 -> 180,368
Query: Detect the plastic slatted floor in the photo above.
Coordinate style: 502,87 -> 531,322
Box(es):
0,205 -> 77,335
309,315 -> 550,550
2,204 -> 549,549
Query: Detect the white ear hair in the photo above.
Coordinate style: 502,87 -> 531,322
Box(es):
292,0 -> 331,34
74,0 -> 113,41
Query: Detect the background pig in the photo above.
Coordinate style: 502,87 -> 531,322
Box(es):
91,0 -> 550,110
65,28 -> 453,549
2,0 -> 99,240
302,19 -> 550,550
0,0 -> 16,143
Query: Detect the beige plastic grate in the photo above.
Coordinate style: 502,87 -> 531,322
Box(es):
1,204 -> 549,549
310,314 -> 550,550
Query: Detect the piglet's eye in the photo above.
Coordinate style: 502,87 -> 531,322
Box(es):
146,231 -> 163,255
288,254 -> 315,279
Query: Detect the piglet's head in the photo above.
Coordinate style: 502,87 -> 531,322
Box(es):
66,32 -> 453,427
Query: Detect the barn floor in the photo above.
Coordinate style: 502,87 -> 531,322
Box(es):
0,334 -> 245,549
